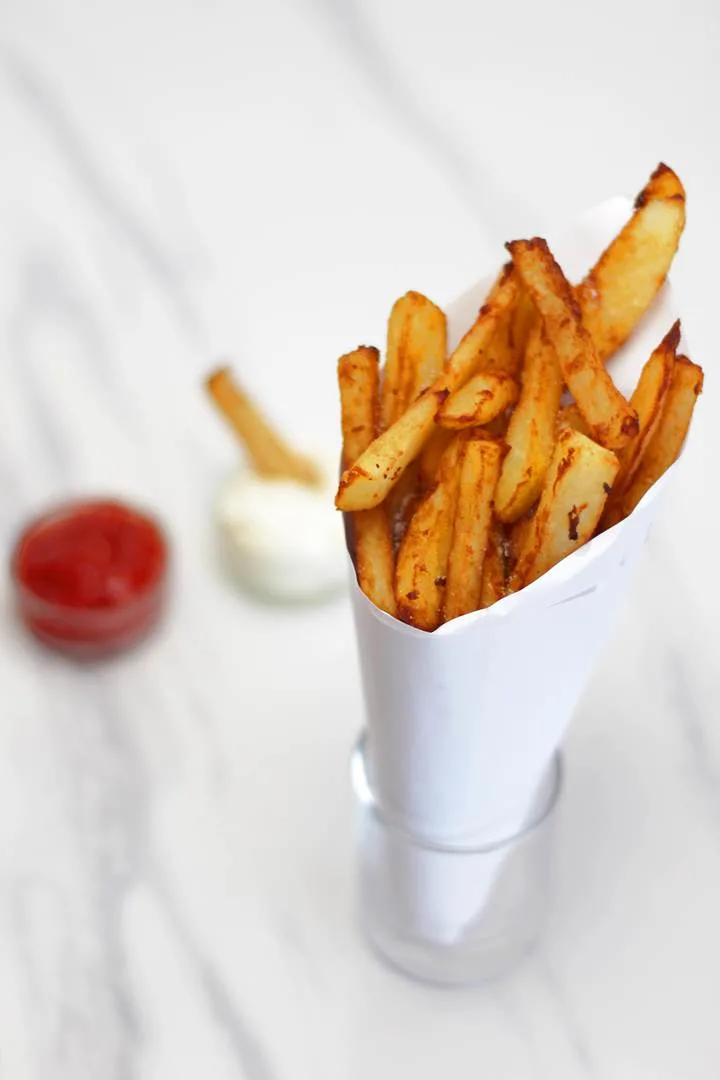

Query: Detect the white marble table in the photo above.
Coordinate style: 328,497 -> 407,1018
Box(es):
1,1 -> 719,1076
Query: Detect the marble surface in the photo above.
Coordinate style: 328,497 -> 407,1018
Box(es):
1,0 -> 719,1076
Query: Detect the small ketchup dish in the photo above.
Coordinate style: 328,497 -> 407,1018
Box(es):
10,498 -> 169,659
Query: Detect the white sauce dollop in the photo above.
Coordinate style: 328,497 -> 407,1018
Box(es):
214,460 -> 347,602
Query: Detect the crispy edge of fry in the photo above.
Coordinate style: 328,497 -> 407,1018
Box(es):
618,355 -> 703,520
206,366 -> 321,487
338,347 -> 397,616
507,238 -> 638,451
438,372 -> 519,429
443,437 -> 504,622
602,320 -> 679,527
577,163 -> 687,361
495,322 -> 564,523
336,268 -> 516,512
395,437 -> 461,630
480,520 -> 508,609
511,428 -> 619,589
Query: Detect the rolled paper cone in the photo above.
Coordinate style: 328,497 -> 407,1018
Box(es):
346,196 -> 699,940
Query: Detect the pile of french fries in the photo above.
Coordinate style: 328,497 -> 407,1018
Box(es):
337,164 -> 704,631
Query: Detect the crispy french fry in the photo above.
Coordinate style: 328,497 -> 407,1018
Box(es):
336,388 -> 442,511
508,238 -> 638,451
510,290 -> 536,360
511,429 -> 619,589
444,438 -> 504,622
601,321 -> 679,527
556,401 -> 591,437
396,437 -> 461,630
618,355 -> 703,519
495,322 -> 563,523
419,428 -> 455,488
386,460 -> 422,549
438,372 -> 519,429
382,292 -> 447,430
336,267 -> 517,512
481,285 -> 537,377
577,164 -> 686,361
338,348 -> 396,616
480,521 -> 507,608
444,263 -> 518,386
206,367 -> 321,486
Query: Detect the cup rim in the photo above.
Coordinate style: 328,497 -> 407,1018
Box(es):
350,731 -> 563,855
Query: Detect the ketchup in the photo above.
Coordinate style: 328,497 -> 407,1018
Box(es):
11,499 -> 168,658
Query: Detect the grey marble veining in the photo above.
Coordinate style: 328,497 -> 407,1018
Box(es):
1,0 -> 720,1077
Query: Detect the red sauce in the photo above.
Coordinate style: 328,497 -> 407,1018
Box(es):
12,499 -> 168,658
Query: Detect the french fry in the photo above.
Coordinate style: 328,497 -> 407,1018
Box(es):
508,238 -> 638,451
577,164 -> 686,361
419,428 -> 456,488
444,438 -> 504,621
601,321 -> 679,528
618,355 -> 703,519
336,267 -> 517,511
556,401 -> 591,437
396,437 -> 461,630
482,285 -> 537,377
438,372 -> 519,429
495,322 -> 563,523
382,292 -> 447,430
338,347 -> 397,616
480,521 -> 508,608
511,429 -> 619,589
386,460 -> 422,549
206,367 -> 321,486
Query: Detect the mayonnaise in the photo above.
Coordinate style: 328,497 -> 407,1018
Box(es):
214,458 -> 347,602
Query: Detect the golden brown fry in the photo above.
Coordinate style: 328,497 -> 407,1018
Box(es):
577,164 -> 686,361
386,460 -> 422,549
480,521 -> 507,608
508,238 -> 638,451
510,290 -> 536,360
395,438 -> 461,630
601,321 -> 679,527
511,429 -> 619,589
336,389 -> 442,511
336,267 -> 516,512
418,428 -> 455,488
495,322 -> 563,523
618,355 -> 703,520
338,348 -> 397,616
444,438 -> 504,622
556,401 -> 591,437
338,347 -> 380,465
444,263 -> 519,386
382,292 -> 447,430
438,372 -> 519,429
206,367 -> 321,486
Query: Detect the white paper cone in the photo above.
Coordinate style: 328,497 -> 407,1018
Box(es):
351,195 -> 692,846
